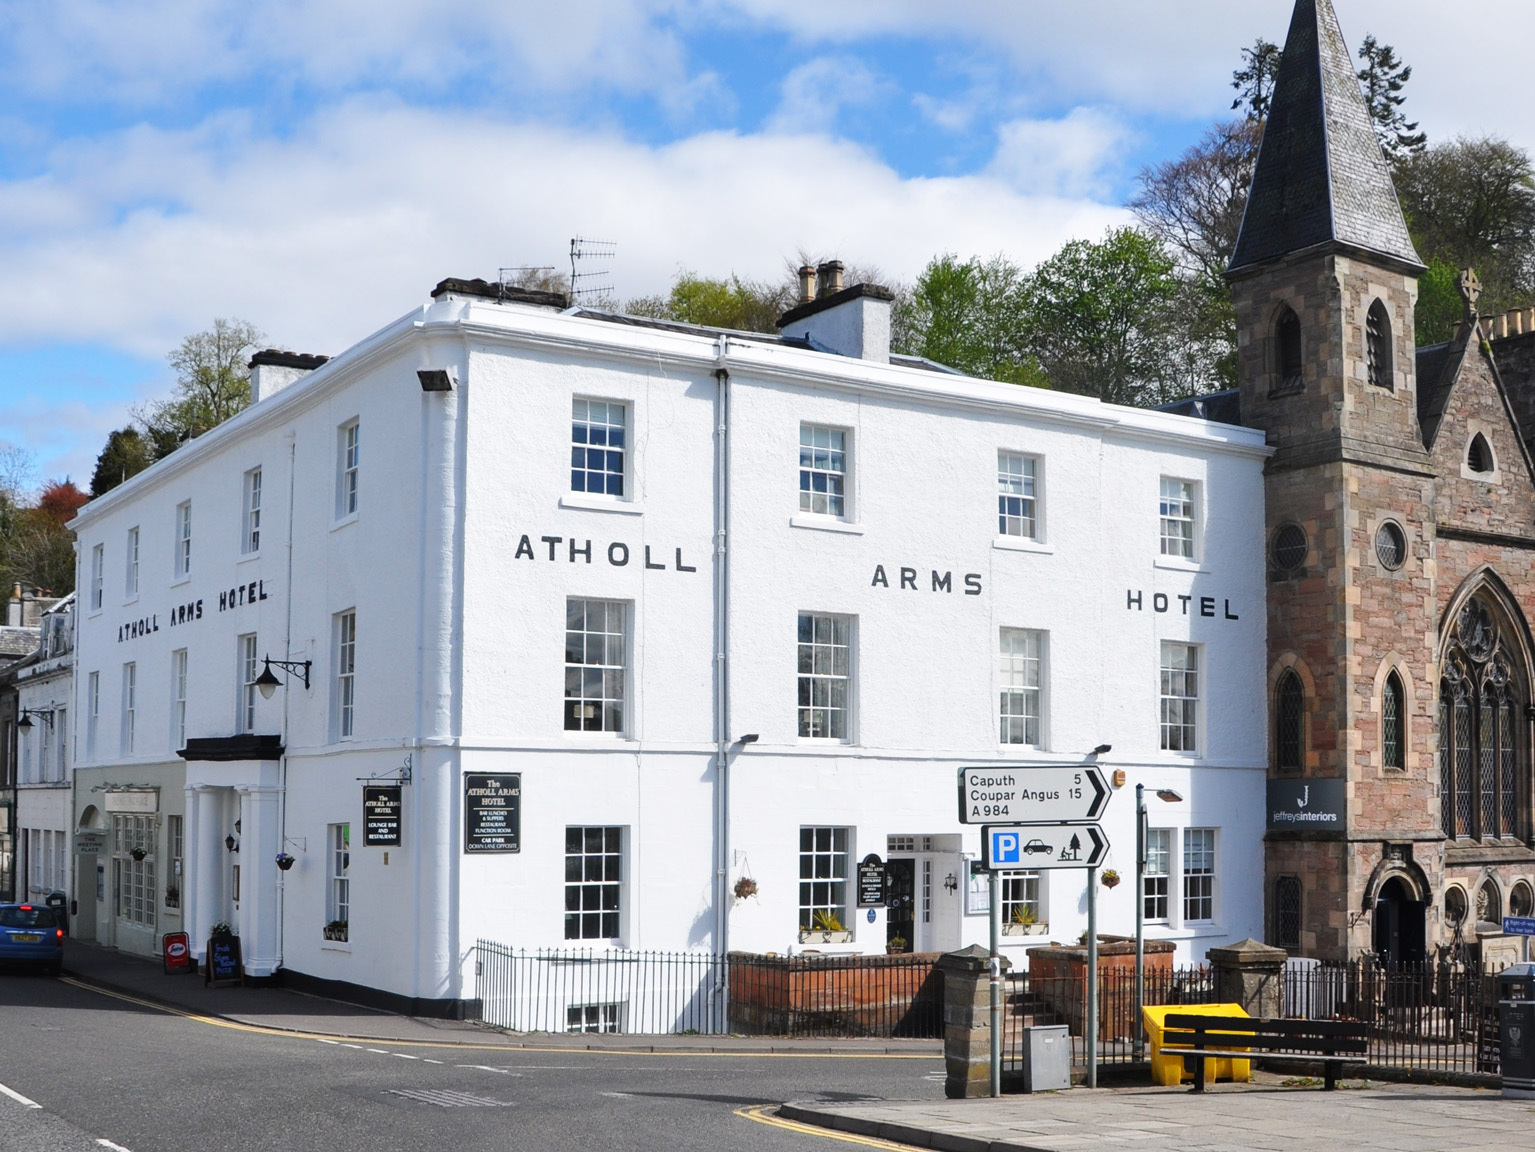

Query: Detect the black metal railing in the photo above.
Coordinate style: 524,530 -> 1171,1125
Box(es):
998,959 -> 1505,1077
475,942 -> 727,1035
727,951 -> 943,1038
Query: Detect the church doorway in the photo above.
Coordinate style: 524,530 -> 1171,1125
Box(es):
1373,877 -> 1426,964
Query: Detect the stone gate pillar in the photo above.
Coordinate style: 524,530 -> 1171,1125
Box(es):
938,945 -> 1011,1099
1207,938 -> 1288,1018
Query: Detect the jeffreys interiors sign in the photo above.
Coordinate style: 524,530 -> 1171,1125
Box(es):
1266,779 -> 1347,833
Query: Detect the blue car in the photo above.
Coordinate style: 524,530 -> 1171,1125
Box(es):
0,904 -> 64,976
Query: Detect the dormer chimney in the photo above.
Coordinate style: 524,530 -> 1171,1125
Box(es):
798,265 -> 816,304
815,261 -> 844,298
249,349 -> 330,404
777,275 -> 895,364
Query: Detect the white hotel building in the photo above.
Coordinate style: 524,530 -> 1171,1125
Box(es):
68,274 -> 1270,1016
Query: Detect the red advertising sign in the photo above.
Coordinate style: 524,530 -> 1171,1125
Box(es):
163,931 -> 193,975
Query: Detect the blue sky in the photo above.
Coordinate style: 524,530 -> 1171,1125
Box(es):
2,0 -> 1529,491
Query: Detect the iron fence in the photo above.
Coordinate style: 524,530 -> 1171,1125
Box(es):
999,959 -> 1505,1077
475,941 -> 726,1035
727,951 -> 943,1038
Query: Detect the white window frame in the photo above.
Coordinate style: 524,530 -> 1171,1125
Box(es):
335,610 -> 356,740
327,823 -> 350,926
570,398 -> 628,499
126,527 -> 139,599
337,420 -> 360,520
112,814 -> 155,928
166,814 -> 184,909
171,648 -> 188,751
90,544 -> 104,611
564,825 -> 624,942
1182,828 -> 1217,924
798,826 -> 851,933
798,423 -> 850,519
997,452 -> 1040,540
1159,642 -> 1200,754
1158,477 -> 1197,560
174,501 -> 192,580
86,671 -> 99,761
1000,870 -> 1043,929
243,467 -> 263,554
999,628 -> 1044,747
797,612 -> 853,742
563,599 -> 627,736
1143,828 -> 1171,925
238,634 -> 258,734
120,662 -> 136,756
567,1003 -> 621,1034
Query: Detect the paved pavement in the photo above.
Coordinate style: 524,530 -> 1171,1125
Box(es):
60,937 -> 939,1054
782,1078 -> 1535,1152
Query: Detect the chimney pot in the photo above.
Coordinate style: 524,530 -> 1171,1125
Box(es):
816,260 -> 844,298
798,265 -> 816,305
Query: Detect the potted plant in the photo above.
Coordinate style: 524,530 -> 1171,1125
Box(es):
800,909 -> 852,944
732,876 -> 758,901
323,919 -> 349,943
275,852 -> 296,871
887,935 -> 909,954
164,884 -> 180,908
130,846 -> 147,862
209,921 -> 233,938
1003,905 -> 1046,936
1100,869 -> 1122,889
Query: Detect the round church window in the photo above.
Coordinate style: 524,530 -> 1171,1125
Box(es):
1271,524 -> 1307,571
1511,881 -> 1534,920
1375,522 -> 1406,570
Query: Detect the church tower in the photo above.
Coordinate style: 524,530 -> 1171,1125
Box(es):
1227,0 -> 1438,960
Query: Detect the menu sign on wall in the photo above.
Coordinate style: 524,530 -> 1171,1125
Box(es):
363,785 -> 403,847
464,773 -> 521,853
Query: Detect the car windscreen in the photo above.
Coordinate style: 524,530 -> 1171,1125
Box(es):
0,908 -> 58,928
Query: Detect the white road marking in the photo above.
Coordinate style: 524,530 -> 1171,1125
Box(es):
342,1043 -> 363,1049
457,1065 -> 525,1076
97,1141 -> 135,1152
601,1091 -> 634,1098
365,1048 -> 389,1054
316,1038 -> 339,1045
0,1082 -> 41,1109
392,1052 -> 417,1059
423,1059 -> 444,1065
388,1088 -> 513,1108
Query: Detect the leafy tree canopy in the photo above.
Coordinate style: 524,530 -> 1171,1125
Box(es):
133,317 -> 262,448
1357,35 -> 1426,161
91,427 -> 156,497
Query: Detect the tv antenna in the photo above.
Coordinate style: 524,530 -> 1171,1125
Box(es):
569,236 -> 617,307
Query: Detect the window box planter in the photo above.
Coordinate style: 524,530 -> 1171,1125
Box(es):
798,929 -> 854,945
1003,922 -> 1049,937
323,921 -> 349,942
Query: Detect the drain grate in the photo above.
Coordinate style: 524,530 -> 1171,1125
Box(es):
387,1089 -> 514,1108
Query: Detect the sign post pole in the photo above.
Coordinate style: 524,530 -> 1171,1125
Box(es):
1086,865 -> 1098,1089
989,868 -> 1001,1098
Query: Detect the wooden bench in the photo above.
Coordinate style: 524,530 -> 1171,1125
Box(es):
1161,1013 -> 1369,1092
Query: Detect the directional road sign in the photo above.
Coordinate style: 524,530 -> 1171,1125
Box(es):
982,824 -> 1108,871
958,765 -> 1112,825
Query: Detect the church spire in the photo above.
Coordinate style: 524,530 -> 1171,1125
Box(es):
1228,0 -> 1423,275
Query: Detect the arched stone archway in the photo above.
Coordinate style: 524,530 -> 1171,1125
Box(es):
1373,876 -> 1426,963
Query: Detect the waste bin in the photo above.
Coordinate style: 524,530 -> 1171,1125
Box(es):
44,890 -> 68,937
1142,1003 -> 1252,1087
1498,963 -> 1535,1099
1020,1025 -> 1070,1092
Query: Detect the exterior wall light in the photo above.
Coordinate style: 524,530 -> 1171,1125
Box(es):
16,708 -> 55,730
735,733 -> 759,745
225,835 -> 239,853
417,368 -> 455,392
256,656 -> 313,699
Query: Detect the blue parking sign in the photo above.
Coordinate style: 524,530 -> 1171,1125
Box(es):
988,828 -> 1022,867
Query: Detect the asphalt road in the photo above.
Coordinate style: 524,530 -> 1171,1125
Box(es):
0,972 -> 943,1152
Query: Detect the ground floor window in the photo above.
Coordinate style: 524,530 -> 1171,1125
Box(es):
1182,828 -> 1216,923
1000,871 -> 1041,928
326,823 -> 350,936
565,826 -> 622,940
1143,829 -> 1170,923
1274,875 -> 1302,951
112,814 -> 155,928
567,1003 -> 621,1033
798,826 -> 850,932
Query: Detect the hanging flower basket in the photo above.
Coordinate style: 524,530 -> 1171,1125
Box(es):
1100,869 -> 1122,889
275,852 -> 296,871
129,847 -> 147,862
732,876 -> 758,901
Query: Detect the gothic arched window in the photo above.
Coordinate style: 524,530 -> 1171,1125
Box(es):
1366,300 -> 1393,390
1468,433 -> 1494,474
1439,597 -> 1523,840
1276,670 -> 1304,771
1382,671 -> 1405,770
1276,307 -> 1303,392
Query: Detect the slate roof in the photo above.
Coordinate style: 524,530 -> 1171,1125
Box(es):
1156,390 -> 1242,426
1415,340 -> 1457,445
1228,0 -> 1423,275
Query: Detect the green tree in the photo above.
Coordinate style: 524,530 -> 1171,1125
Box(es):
628,272 -> 792,333
90,427 -> 156,497
1414,259 -> 1465,347
0,478 -> 85,596
1357,35 -> 1426,162
1231,38 -> 1282,121
1020,228 -> 1199,407
134,317 -> 262,449
1396,136 -> 1535,318
898,254 -> 1043,385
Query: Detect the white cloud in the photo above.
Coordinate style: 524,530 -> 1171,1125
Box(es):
766,55 -> 893,134
988,108 -> 1134,200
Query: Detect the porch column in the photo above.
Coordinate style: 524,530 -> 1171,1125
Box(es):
191,786 -> 223,961
182,786 -> 199,947
240,787 -> 281,976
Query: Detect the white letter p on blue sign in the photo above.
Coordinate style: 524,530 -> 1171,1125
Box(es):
993,830 -> 1020,866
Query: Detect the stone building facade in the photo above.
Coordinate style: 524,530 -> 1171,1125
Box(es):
1216,0 -> 1535,962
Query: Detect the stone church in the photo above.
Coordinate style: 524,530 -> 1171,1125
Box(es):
1202,0 -> 1535,962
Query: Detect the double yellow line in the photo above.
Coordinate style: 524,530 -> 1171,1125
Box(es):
735,1105 -> 924,1150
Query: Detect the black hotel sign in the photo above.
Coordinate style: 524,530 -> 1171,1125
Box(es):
363,785 -> 402,847
464,773 -> 521,853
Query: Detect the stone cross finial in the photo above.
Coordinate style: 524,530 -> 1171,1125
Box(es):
1458,268 -> 1482,320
